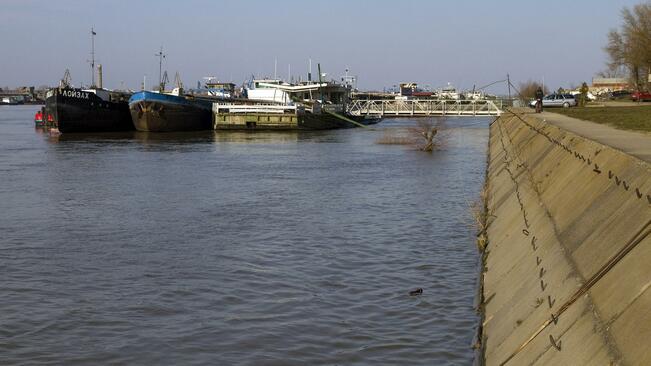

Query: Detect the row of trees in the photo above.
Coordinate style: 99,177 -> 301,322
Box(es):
605,2 -> 651,90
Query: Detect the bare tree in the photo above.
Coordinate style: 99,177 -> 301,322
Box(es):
605,3 -> 651,90
376,119 -> 446,152
596,66 -> 626,78
518,80 -> 549,99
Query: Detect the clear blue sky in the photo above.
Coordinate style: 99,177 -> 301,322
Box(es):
0,0 -> 642,94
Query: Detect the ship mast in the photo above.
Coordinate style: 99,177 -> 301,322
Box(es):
90,28 -> 96,87
155,46 -> 166,92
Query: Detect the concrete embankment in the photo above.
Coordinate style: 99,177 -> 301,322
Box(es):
480,110 -> 651,365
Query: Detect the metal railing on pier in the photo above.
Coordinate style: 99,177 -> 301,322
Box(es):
347,99 -> 502,117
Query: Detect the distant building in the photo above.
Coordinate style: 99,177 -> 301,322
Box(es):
591,77 -> 630,91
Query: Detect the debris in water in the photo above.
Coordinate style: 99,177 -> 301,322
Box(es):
409,288 -> 423,296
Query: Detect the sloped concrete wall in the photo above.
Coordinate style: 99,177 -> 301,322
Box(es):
481,111 -> 651,365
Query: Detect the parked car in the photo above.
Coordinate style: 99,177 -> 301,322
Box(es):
609,90 -> 632,100
529,93 -> 577,108
631,91 -> 651,102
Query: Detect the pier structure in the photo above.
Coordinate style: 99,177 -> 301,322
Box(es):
347,99 -> 502,118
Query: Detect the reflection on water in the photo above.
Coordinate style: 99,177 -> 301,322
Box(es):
51,130 -> 306,144
1,106 -> 489,365
211,130 -> 301,143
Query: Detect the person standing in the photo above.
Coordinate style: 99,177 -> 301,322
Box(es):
535,87 -> 544,113
579,82 -> 589,107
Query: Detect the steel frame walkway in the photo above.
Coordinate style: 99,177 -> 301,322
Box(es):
347,99 -> 502,117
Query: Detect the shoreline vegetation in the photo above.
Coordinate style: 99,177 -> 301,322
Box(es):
553,105 -> 651,133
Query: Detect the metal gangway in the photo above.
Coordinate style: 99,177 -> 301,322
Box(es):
347,99 -> 502,117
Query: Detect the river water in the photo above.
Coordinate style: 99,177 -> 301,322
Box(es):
1,105 -> 488,365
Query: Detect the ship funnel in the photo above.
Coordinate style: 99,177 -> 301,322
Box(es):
97,64 -> 103,89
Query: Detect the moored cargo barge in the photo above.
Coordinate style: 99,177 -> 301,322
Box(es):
129,90 -> 214,132
215,75 -> 379,130
44,87 -> 133,133
213,102 -> 377,130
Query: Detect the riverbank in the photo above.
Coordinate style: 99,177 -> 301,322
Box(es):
553,105 -> 651,133
479,109 -> 651,365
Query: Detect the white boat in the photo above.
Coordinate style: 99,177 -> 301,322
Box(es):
244,79 -> 349,112
184,77 -> 234,99
437,83 -> 459,100
245,79 -> 293,103
463,91 -> 484,100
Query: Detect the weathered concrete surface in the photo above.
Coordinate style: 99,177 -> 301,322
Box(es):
481,109 -> 651,365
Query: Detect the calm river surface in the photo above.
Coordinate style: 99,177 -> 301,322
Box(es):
1,105 -> 488,365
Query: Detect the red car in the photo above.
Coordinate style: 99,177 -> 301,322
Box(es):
631,91 -> 651,102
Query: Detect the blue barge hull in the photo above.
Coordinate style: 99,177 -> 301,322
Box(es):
129,91 -> 213,132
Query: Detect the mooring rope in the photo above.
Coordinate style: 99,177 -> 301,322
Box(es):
322,109 -> 370,129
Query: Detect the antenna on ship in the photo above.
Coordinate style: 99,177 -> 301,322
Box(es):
155,46 -> 167,92
88,28 -> 97,87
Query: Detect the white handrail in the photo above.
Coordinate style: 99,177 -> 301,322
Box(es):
346,99 -> 502,117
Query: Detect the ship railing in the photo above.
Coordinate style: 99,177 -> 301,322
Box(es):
213,102 -> 302,115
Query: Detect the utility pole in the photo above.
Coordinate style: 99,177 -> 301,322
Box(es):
155,46 -> 166,92
507,74 -> 511,100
